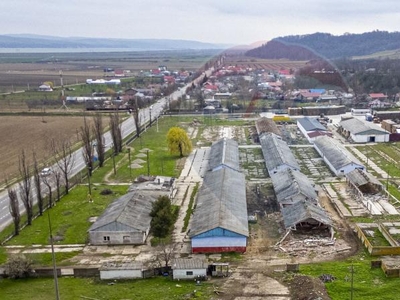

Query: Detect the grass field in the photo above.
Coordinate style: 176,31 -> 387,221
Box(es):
0,276 -> 214,300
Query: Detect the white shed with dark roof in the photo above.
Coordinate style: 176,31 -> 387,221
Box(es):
172,258 -> 208,280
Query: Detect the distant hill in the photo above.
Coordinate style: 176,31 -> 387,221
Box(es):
0,34 -> 229,50
246,31 -> 400,60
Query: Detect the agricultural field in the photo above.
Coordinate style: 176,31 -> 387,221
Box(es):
0,114 -> 99,184
223,56 -> 307,71
0,50 -> 216,93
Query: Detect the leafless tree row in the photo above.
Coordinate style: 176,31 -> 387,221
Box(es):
109,111 -> 123,155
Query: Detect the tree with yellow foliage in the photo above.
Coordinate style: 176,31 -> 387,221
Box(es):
166,127 -> 192,157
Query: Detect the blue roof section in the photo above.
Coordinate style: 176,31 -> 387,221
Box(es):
298,117 -> 326,132
309,89 -> 325,94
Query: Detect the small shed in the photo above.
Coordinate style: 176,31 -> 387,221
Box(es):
100,262 -> 144,280
172,258 -> 208,280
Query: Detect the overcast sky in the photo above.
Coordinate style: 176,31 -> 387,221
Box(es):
2,0 -> 400,45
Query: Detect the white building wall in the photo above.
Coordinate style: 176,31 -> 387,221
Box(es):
191,236 -> 246,248
173,269 -> 207,280
100,269 -> 143,280
351,133 -> 389,143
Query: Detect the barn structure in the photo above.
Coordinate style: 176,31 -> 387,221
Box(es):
189,167 -> 249,253
313,136 -> 365,176
338,117 -> 389,143
171,258 -> 208,280
281,200 -> 332,230
259,133 -> 300,175
346,169 -> 383,195
270,169 -> 318,208
88,192 -> 157,245
208,138 -> 240,172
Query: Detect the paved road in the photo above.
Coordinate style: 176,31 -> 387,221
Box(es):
0,70 -> 211,233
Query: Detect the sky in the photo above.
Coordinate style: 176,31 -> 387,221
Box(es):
2,0 -> 400,45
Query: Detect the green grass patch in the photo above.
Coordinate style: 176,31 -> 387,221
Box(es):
25,251 -> 82,267
0,276 -> 213,300
6,185 -> 128,246
300,258 -> 400,300
182,183 -> 199,233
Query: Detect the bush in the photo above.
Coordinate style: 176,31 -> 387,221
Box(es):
4,255 -> 34,279
100,188 -> 113,195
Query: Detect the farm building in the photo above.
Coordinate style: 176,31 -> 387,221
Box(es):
270,169 -> 318,207
374,110 -> 400,121
346,169 -> 383,195
208,138 -> 240,172
189,167 -> 249,253
100,262 -> 144,280
281,200 -> 332,230
338,117 -> 389,143
171,258 -> 208,280
88,192 -> 157,245
255,117 -> 281,138
259,133 -> 300,175
297,117 -> 330,142
313,136 -> 365,176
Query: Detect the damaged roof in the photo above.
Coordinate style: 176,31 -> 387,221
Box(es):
270,169 -> 318,205
346,169 -> 383,188
255,117 -> 281,137
260,133 -> 300,173
208,138 -> 240,172
189,167 -> 249,238
314,136 -> 364,170
281,200 -> 332,229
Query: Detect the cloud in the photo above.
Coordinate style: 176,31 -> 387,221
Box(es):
1,0 -> 400,44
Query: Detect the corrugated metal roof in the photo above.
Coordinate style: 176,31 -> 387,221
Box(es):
298,117 -> 326,132
189,168 -> 249,237
340,118 -> 388,135
281,201 -> 332,229
270,169 -> 318,204
172,258 -> 208,270
255,117 -> 281,136
346,169 -> 382,187
259,133 -> 300,173
314,136 -> 364,170
89,191 -> 156,232
208,138 -> 240,171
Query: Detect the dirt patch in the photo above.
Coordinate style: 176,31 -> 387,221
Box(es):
287,275 -> 331,300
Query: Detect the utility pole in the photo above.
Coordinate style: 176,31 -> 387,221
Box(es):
147,150 -> 150,176
48,211 -> 60,300
128,148 -> 132,180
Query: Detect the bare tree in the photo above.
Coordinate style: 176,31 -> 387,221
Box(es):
41,171 -> 54,208
4,255 -> 33,279
7,180 -> 20,236
151,241 -> 178,268
93,112 -> 105,167
80,116 -> 94,176
51,139 -> 75,195
131,96 -> 142,138
109,111 -> 122,155
18,149 -> 33,225
53,168 -> 62,203
32,150 -> 44,216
